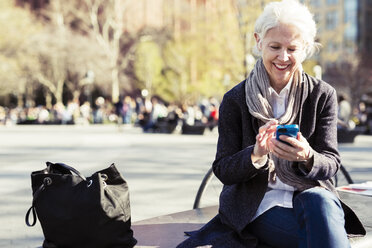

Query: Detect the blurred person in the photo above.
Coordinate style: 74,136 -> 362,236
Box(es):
64,100 -> 79,124
93,96 -> 105,124
122,96 -> 133,124
80,101 -> 92,125
207,97 -> 219,131
0,106 -> 6,125
354,102 -> 368,127
338,93 -> 352,129
181,103 -> 195,126
143,97 -> 167,132
178,1 -> 364,247
50,102 -> 65,124
37,106 -> 50,124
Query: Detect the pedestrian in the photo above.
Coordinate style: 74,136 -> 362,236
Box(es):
177,0 -> 365,247
338,93 -> 352,129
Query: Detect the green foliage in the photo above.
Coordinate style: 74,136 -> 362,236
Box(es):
302,59 -> 318,77
161,37 -> 199,104
0,0 -> 40,97
0,0 -> 39,54
134,38 -> 165,99
159,1 -> 247,105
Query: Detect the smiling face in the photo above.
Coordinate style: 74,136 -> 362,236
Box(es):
255,23 -> 305,93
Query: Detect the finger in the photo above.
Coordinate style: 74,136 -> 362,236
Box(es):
272,138 -> 301,161
297,132 -> 312,159
297,132 -> 306,142
259,120 -> 278,133
279,135 -> 299,148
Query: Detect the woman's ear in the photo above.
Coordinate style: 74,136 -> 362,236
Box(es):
254,33 -> 262,50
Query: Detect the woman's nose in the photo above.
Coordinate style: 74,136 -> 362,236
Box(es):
278,49 -> 290,61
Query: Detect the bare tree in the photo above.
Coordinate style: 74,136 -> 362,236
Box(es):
77,0 -> 140,104
0,0 -> 39,106
325,55 -> 372,109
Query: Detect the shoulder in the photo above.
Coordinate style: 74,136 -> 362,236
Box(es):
305,73 -> 336,97
303,73 -> 338,115
222,80 -> 246,104
218,79 -> 250,122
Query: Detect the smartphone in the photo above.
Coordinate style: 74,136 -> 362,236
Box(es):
276,124 -> 299,146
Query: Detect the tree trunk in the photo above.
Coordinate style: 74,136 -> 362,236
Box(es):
111,67 -> 120,104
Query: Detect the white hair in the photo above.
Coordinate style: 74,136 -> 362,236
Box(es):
253,0 -> 320,59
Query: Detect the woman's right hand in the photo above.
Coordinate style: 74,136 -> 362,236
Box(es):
252,119 -> 278,162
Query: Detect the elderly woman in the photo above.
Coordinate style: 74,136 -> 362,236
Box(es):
177,0 -> 365,247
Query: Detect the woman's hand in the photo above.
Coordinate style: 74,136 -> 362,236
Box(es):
252,120 -> 278,162
270,131 -> 313,162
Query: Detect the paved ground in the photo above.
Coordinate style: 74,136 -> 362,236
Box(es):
0,125 -> 371,248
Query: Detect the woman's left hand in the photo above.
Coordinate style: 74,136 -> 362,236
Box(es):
269,132 -> 313,162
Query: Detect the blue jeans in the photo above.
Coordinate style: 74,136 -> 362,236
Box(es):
247,187 -> 350,248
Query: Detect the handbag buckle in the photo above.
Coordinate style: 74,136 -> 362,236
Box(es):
43,177 -> 52,186
101,174 -> 108,188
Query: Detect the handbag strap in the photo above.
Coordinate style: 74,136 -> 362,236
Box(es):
46,161 -> 87,181
25,183 -> 44,227
26,162 -> 87,227
25,205 -> 37,226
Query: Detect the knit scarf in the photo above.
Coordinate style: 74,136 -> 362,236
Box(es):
245,58 -> 318,191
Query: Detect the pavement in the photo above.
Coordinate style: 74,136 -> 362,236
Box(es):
0,125 -> 371,248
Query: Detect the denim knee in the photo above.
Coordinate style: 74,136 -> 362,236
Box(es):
293,187 -> 350,248
293,187 -> 344,222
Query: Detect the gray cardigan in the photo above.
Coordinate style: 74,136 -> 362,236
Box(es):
213,73 -> 365,237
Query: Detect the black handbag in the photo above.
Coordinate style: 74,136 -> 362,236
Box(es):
26,162 -> 137,248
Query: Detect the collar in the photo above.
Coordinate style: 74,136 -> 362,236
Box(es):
268,80 -> 292,98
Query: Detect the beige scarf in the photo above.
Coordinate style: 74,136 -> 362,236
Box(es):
245,58 -> 318,191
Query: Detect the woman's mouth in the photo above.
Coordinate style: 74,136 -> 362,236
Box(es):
274,63 -> 290,71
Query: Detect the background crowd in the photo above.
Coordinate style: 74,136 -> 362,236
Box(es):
0,96 -> 220,134
2,92 -> 372,136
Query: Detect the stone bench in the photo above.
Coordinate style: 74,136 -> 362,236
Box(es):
132,191 -> 372,247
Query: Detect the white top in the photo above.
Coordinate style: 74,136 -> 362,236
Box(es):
251,81 -> 296,222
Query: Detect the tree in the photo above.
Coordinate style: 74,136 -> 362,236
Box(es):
80,0 -> 138,103
17,0 -> 110,107
234,0 -> 272,77
0,0 -> 39,106
160,0 -> 246,105
134,37 -> 164,100
21,26 -> 110,107
325,56 -> 372,109
17,0 -> 139,105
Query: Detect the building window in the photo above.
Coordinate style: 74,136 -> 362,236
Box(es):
326,11 -> 338,30
343,0 -> 357,42
366,10 -> 372,32
310,0 -> 320,7
327,41 -> 339,53
326,0 -> 339,4
314,13 -> 321,24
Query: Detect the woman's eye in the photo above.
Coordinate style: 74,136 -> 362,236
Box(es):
270,46 -> 280,50
288,48 -> 296,52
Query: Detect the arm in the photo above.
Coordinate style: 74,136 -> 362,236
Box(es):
212,94 -> 270,185
304,87 -> 341,180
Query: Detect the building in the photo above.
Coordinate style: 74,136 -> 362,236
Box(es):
358,0 -> 372,59
301,0 -> 372,69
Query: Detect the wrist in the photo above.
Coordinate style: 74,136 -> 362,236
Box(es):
306,147 -> 314,160
303,148 -> 314,170
252,144 -> 267,164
